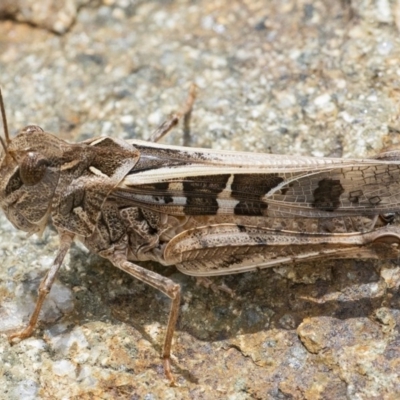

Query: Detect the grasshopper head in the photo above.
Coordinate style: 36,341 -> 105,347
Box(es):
0,94 -> 64,235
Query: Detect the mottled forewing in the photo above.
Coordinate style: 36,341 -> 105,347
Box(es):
114,140 -> 400,218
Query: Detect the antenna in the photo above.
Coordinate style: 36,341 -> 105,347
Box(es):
0,87 -> 10,145
0,136 -> 7,155
0,87 -> 14,159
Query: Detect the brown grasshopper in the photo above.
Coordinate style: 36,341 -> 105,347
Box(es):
1,86 -> 400,384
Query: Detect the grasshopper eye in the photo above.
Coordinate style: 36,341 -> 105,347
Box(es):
19,152 -> 49,186
21,125 -> 44,134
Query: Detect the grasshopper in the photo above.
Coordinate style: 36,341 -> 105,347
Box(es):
1,86 -> 400,384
